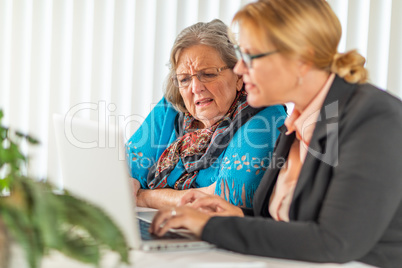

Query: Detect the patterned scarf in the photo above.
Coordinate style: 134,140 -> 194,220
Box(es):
147,90 -> 262,190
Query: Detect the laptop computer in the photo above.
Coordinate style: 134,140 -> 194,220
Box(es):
53,113 -> 214,251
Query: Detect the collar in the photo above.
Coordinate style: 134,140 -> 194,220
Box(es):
284,73 -> 335,146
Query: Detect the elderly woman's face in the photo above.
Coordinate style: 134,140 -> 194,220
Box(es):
176,45 -> 242,128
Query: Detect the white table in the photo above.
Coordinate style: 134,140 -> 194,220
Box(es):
40,248 -> 374,268
36,207 -> 375,268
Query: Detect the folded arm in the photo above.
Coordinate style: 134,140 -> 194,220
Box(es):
132,179 -> 216,209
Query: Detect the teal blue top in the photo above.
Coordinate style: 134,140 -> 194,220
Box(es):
126,97 -> 286,208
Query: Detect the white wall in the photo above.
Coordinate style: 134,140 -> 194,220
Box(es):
0,0 -> 401,186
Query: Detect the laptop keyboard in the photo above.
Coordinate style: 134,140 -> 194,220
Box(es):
139,218 -> 186,241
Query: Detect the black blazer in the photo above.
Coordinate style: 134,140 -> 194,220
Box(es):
202,76 -> 402,268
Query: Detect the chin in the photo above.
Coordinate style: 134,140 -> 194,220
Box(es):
246,95 -> 265,108
195,113 -> 218,127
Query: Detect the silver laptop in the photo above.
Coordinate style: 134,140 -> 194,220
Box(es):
53,114 -> 213,251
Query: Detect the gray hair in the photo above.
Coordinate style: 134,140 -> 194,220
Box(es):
164,19 -> 238,113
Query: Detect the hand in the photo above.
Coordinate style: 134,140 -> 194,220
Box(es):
192,195 -> 245,217
135,187 -> 190,209
180,191 -> 244,217
150,206 -> 211,238
134,181 -> 216,209
132,179 -> 141,197
178,189 -> 210,206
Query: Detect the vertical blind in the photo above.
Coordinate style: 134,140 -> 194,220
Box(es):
0,0 -> 401,187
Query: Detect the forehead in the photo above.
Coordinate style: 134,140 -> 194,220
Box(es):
238,24 -> 272,52
176,45 -> 225,73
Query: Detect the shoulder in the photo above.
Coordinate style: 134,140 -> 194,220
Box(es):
344,83 -> 402,120
145,97 -> 180,130
336,82 -> 402,143
129,97 -> 179,141
257,104 -> 287,117
244,105 -> 287,126
241,105 -> 287,133
153,97 -> 179,116
227,105 -> 286,150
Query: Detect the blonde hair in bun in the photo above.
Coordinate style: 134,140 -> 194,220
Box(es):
232,0 -> 369,84
331,50 -> 368,84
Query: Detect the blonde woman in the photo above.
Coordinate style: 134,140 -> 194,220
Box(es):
150,0 -> 402,267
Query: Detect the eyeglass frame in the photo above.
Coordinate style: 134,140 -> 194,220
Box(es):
172,66 -> 230,88
234,45 -> 279,69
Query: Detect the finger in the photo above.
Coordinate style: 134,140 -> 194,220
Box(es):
154,207 -> 207,238
191,196 -> 223,211
154,215 -> 186,237
149,208 -> 172,234
198,206 -> 217,214
178,192 -> 196,206
149,210 -> 163,234
191,196 -> 241,216
179,190 -> 203,206
208,202 -> 244,217
154,207 -> 211,238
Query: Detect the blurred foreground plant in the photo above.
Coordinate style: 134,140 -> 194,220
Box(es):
0,110 -> 129,268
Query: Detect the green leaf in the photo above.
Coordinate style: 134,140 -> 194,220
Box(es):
0,127 -> 7,140
56,194 -> 129,264
58,231 -> 101,265
15,131 -> 40,145
21,177 -> 63,249
15,131 -> 25,138
0,208 -> 43,268
0,175 -> 11,191
27,135 -> 40,145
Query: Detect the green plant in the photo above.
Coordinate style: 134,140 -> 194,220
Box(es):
0,110 -> 129,268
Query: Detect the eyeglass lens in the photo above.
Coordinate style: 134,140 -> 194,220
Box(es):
175,67 -> 225,88
234,46 -> 251,68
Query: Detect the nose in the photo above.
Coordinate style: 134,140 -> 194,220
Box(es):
233,59 -> 248,75
190,76 -> 205,94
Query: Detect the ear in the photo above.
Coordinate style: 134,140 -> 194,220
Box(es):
297,48 -> 314,76
236,75 -> 243,91
297,59 -> 313,77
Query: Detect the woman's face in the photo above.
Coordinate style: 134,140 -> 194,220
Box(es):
234,28 -> 299,108
176,45 -> 242,128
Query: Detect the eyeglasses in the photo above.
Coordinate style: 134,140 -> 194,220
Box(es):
173,66 -> 230,88
234,45 -> 279,69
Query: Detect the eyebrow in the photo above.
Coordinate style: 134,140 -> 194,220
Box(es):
176,66 -> 214,74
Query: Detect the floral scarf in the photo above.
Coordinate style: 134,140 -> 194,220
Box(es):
147,90 -> 262,190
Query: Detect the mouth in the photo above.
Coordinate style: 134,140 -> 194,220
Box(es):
244,82 -> 256,92
195,98 -> 213,106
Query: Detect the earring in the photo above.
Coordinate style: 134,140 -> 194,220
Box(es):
298,76 -> 303,86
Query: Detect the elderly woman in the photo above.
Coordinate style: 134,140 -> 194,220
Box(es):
126,19 -> 286,209
151,1 -> 402,267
